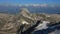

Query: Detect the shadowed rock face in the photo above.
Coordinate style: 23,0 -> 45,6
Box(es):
33,22 -> 60,34
0,8 -> 60,34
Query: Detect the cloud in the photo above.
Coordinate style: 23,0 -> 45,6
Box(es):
18,4 -> 58,8
0,3 -> 57,8
50,5 -> 55,7
18,4 -> 48,7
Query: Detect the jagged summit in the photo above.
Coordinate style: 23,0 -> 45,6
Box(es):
19,8 -> 33,19
0,8 -> 60,34
21,8 -> 30,13
18,8 -> 31,17
20,8 -> 30,14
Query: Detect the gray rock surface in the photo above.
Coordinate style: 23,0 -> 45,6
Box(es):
0,8 -> 60,34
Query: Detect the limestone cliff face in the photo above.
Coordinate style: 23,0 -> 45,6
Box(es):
0,8 -> 60,34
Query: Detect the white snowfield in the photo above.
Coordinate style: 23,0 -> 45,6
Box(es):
35,21 -> 50,31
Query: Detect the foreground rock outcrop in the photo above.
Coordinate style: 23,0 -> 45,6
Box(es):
0,8 -> 60,34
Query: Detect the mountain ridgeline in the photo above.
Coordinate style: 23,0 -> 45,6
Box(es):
0,8 -> 60,34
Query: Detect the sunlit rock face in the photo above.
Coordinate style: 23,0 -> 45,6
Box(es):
20,8 -> 30,17
0,8 -> 60,34
21,21 -> 29,24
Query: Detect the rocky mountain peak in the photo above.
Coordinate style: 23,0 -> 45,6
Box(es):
19,8 -> 33,19
0,8 -> 60,34
20,8 -> 30,15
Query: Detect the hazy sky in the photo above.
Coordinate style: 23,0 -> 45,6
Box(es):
0,0 -> 60,4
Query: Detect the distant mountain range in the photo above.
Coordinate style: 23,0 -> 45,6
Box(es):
0,4 -> 60,14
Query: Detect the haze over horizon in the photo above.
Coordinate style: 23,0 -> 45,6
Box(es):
0,0 -> 60,14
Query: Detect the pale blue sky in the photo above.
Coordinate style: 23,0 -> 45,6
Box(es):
0,0 -> 60,5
